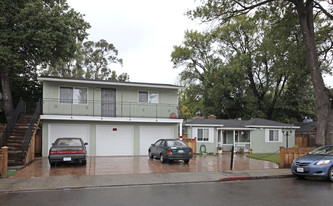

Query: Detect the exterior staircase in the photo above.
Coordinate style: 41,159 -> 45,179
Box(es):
7,115 -> 35,166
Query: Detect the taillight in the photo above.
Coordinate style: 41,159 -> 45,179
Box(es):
167,150 -> 172,155
50,150 -> 85,155
190,149 -> 193,155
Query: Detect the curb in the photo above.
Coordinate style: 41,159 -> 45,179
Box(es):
218,175 -> 293,182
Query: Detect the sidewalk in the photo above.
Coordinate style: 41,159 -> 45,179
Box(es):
0,169 -> 292,193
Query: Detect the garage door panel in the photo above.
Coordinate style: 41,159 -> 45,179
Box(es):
48,124 -> 90,155
96,125 -> 133,156
140,126 -> 175,155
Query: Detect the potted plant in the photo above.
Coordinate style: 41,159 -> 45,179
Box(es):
217,146 -> 223,154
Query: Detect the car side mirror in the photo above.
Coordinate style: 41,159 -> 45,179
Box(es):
84,142 -> 88,145
151,144 -> 154,146
52,143 -> 55,146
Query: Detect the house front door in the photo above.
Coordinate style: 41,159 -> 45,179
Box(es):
101,88 -> 116,117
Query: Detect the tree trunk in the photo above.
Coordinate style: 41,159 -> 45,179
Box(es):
295,2 -> 332,145
0,70 -> 14,127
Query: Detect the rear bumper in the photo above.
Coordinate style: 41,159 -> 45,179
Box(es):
166,154 -> 193,160
48,154 -> 86,163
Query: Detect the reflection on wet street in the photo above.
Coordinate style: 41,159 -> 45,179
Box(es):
10,153 -> 278,178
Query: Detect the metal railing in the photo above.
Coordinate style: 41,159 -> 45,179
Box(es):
42,98 -> 179,119
0,98 -> 25,146
22,99 -> 41,158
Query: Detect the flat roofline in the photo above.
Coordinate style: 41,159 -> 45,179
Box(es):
38,76 -> 183,90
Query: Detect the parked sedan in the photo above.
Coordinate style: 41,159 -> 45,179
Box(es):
48,138 -> 88,167
148,139 -> 193,163
291,145 -> 333,181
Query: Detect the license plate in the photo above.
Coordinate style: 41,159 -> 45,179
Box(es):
178,150 -> 184,153
297,167 -> 304,173
63,157 -> 71,161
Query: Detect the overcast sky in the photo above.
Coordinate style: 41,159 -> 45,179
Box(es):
67,0 -> 333,87
67,0 -> 200,85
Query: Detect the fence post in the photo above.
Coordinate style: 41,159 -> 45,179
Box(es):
1,146 -> 8,178
279,146 -> 285,168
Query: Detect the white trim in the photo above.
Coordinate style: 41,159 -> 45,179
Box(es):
265,129 -> 283,143
185,124 -> 223,127
38,77 -> 182,90
193,127 -> 214,143
246,125 -> 299,129
216,127 -> 255,131
41,115 -> 183,124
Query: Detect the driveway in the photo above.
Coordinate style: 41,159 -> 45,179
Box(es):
10,154 -> 278,178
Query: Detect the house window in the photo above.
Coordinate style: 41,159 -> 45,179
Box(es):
60,87 -> 87,104
197,128 -> 209,141
268,130 -> 279,142
139,91 -> 159,103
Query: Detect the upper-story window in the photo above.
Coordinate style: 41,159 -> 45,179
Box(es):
60,86 -> 87,104
139,91 -> 159,103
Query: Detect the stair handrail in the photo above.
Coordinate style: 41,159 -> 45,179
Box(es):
0,98 -> 26,147
22,99 -> 41,158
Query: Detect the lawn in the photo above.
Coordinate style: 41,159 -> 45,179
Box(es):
7,170 -> 16,178
247,153 -> 280,164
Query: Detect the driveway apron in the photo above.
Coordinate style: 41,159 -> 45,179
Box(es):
10,154 -> 278,178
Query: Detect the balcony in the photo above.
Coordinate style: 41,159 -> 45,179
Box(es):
42,99 -> 179,119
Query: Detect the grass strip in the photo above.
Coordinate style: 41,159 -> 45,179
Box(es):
247,153 -> 280,164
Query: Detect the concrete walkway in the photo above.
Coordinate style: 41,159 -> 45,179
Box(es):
0,169 -> 292,193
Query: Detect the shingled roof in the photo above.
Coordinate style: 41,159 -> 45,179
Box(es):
184,118 -> 297,128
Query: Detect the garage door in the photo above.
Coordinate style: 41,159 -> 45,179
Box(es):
48,124 -> 90,154
139,126 -> 175,155
96,125 -> 134,156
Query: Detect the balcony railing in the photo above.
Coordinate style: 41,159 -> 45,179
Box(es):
42,98 -> 179,119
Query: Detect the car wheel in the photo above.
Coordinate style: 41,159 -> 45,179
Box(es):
82,160 -> 87,165
49,162 -> 55,167
148,150 -> 154,159
184,159 -> 190,164
328,167 -> 333,182
160,154 -> 166,163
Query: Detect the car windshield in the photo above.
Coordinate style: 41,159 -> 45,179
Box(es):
309,146 -> 333,155
166,140 -> 187,147
55,139 -> 82,146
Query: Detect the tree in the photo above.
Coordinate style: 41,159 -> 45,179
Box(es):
0,0 -> 90,128
42,39 -> 127,81
172,9 -> 317,122
82,39 -> 123,80
188,0 -> 333,145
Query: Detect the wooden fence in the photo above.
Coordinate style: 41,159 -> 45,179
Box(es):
183,133 -> 196,153
279,146 -> 315,168
0,146 -> 8,178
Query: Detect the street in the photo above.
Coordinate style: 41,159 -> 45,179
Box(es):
1,178 -> 333,206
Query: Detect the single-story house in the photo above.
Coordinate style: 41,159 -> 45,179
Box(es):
38,77 -> 183,157
184,118 -> 299,154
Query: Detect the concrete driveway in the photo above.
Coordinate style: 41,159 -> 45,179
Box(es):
10,153 -> 278,178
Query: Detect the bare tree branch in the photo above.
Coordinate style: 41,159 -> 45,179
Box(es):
313,0 -> 333,19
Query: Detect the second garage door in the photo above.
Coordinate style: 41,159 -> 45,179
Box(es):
96,125 -> 134,156
139,126 -> 175,155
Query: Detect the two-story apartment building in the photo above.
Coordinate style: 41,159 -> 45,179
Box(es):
38,77 -> 183,157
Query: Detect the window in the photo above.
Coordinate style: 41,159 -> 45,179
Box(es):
265,129 -> 281,142
139,91 -> 159,103
197,128 -> 209,141
269,130 -> 279,142
60,86 -> 87,104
